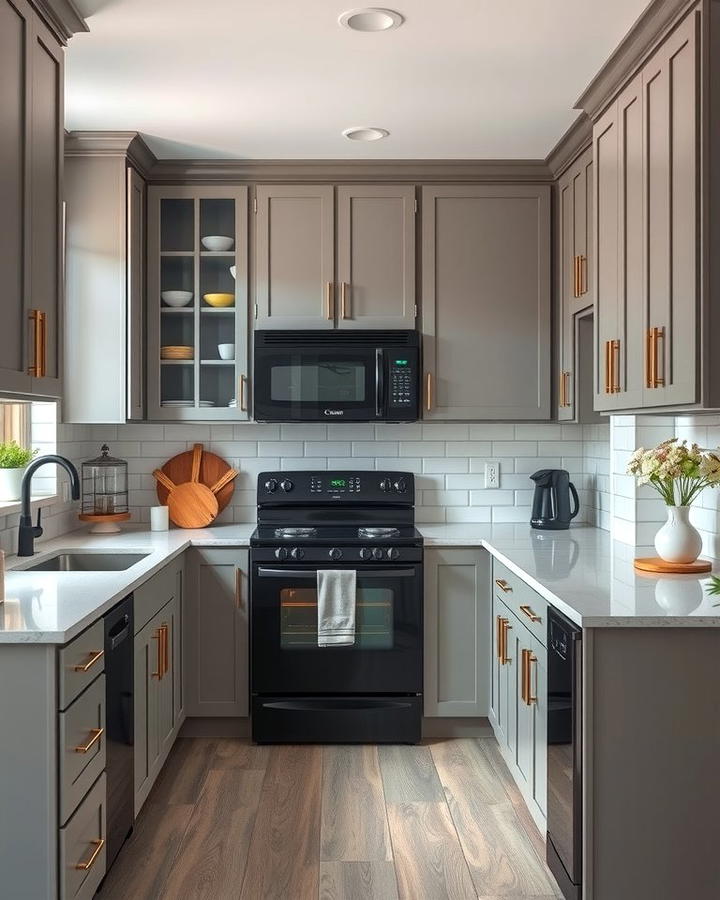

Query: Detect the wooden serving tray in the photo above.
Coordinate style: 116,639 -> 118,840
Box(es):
634,557 -> 712,574
153,444 -> 237,528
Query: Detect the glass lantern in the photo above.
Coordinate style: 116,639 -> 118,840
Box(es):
80,444 -> 130,532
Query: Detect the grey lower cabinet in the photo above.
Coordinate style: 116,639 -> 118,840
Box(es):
133,558 -> 184,815
64,136 -> 146,423
0,0 -> 63,398
557,146 -> 593,421
593,9 -> 699,412
421,184 -> 551,420
489,564 -> 548,830
184,548 -> 249,717
423,547 -> 489,717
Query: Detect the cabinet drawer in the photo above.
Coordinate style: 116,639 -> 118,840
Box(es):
59,674 -> 106,825
59,773 -> 107,900
59,620 -> 105,711
134,559 -> 179,634
493,559 -> 547,646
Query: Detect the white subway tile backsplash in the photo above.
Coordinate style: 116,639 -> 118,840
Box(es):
446,441 -> 492,457
423,458 -> 468,474
515,457 -> 561,474
305,441 -> 350,457
328,458 -> 375,470
446,474 -> 487,490
492,441 -> 537,457
378,458 -> 422,473
327,424 -> 375,439
421,424 -> 469,440
353,441 -> 398,457
422,490 -> 469,507
468,490 -> 514,506
258,441 -> 303,457
445,507 -> 491,523
468,424 -> 515,440
399,441 -> 444,457
375,424 -> 423,440
540,441 -> 583,456
514,424 -> 562,440
281,424 -> 327,440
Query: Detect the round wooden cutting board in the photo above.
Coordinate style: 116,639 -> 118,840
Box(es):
153,444 -> 237,528
634,557 -> 712,575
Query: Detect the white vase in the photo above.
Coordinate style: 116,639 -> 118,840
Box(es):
0,466 -> 26,502
654,505 -> 702,564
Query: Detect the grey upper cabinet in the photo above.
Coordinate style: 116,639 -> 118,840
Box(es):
64,145 -> 145,423
184,548 -> 249,717
424,548 -> 489,718
336,185 -> 416,329
421,185 -> 551,420
557,146 -> 593,421
0,0 -> 63,398
593,9 -> 699,412
255,185 -> 335,330
147,185 -> 250,420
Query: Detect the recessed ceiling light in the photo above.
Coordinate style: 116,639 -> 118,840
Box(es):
338,8 -> 404,32
342,126 -> 390,142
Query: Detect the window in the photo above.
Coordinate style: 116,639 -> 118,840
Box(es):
0,400 -> 58,503
0,401 -> 31,448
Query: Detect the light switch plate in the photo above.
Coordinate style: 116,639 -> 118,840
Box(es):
484,462 -> 499,489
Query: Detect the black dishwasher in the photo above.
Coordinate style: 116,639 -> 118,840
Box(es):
104,596 -> 134,869
546,606 -> 582,900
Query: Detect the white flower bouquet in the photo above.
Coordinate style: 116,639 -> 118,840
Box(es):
626,438 -> 720,507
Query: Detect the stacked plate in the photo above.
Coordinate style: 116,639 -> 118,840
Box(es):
160,400 -> 216,408
161,345 -> 194,360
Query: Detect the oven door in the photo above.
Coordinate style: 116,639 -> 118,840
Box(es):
251,563 -> 422,695
253,345 -> 378,421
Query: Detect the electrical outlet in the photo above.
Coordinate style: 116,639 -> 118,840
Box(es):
61,480 -> 71,503
484,461 -> 500,489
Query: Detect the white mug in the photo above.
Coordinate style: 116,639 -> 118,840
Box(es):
150,506 -> 169,532
218,343 -> 235,360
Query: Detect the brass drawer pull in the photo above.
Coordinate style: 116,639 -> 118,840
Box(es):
75,839 -> 104,871
519,604 -> 541,623
152,627 -> 163,679
500,619 -> 511,665
74,727 -> 104,754
494,578 -> 512,593
73,649 -> 104,673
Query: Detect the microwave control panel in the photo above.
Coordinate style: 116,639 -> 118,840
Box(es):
388,358 -> 417,408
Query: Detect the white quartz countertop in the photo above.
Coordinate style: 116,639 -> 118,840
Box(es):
2,522 -> 719,644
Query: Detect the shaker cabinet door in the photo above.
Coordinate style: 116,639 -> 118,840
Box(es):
422,185 -> 551,420
336,185 -> 416,329
255,185 -> 334,329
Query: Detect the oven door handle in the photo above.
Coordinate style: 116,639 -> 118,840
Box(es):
257,567 -> 417,578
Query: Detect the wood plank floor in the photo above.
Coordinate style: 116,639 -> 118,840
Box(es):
100,737 -> 562,900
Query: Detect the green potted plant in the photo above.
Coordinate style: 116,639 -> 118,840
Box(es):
0,442 -> 38,502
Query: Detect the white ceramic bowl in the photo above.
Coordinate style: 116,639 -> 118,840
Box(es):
161,290 -> 193,307
229,265 -> 236,280
201,235 -> 234,252
218,343 -> 235,360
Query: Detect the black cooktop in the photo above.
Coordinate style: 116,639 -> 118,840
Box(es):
250,524 -> 423,547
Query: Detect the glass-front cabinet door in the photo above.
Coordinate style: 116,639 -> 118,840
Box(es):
147,186 -> 249,419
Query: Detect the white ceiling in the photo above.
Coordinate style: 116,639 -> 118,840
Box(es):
66,0 -> 649,160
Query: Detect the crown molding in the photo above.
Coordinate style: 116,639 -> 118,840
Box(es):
144,157 -> 553,184
33,0 -> 88,44
65,131 -> 157,177
545,113 -> 592,179
574,0 -> 697,119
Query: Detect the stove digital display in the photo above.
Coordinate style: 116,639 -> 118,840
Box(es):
329,479 -> 347,488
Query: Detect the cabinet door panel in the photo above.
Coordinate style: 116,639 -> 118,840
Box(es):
337,185 -> 415,328
531,637 -> 548,819
133,620 -> 158,811
185,549 -> 248,717
255,185 -> 334,329
642,13 -> 698,407
157,597 -> 176,757
424,548 -> 489,717
127,166 -> 145,420
29,16 -> 62,395
0,0 -> 32,393
558,174 -> 575,421
422,185 -> 550,420
490,593 -> 510,747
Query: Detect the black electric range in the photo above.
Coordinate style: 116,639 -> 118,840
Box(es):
249,471 -> 423,744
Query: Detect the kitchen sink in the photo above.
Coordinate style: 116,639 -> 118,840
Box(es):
19,552 -> 150,573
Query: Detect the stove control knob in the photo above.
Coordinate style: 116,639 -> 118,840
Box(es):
359,547 -> 372,560
372,547 -> 384,561
290,547 -> 305,560
329,547 -> 343,561
280,479 -> 294,492
274,547 -> 288,560
387,547 -> 400,560
264,478 -> 278,493
393,479 -> 407,494
379,478 -> 392,492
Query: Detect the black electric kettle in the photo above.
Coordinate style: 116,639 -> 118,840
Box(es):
530,468 -> 580,530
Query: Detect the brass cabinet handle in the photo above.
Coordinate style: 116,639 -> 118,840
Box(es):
75,839 -> 105,871
28,309 -> 41,376
519,604 -> 541,623
500,619 -> 511,665
340,282 -> 349,319
564,372 -> 571,407
521,648 -> 528,703
239,374 -> 247,411
152,627 -> 163,679
521,649 -> 537,705
326,282 -> 334,320
495,615 -> 503,662
235,567 -> 243,609
74,727 -> 104,754
494,578 -> 512,593
40,311 -> 47,377
163,623 -> 169,675
559,372 -> 565,408
651,326 -> 665,387
604,341 -> 610,394
574,255 -> 581,298
425,372 -> 432,411
645,329 -> 652,388
578,255 -> 587,296
611,339 -> 620,393
73,649 -> 104,673
559,371 -> 571,408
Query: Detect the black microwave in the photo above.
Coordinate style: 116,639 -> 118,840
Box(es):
253,330 -> 420,422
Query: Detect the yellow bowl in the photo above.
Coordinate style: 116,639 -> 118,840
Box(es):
203,293 -> 235,308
